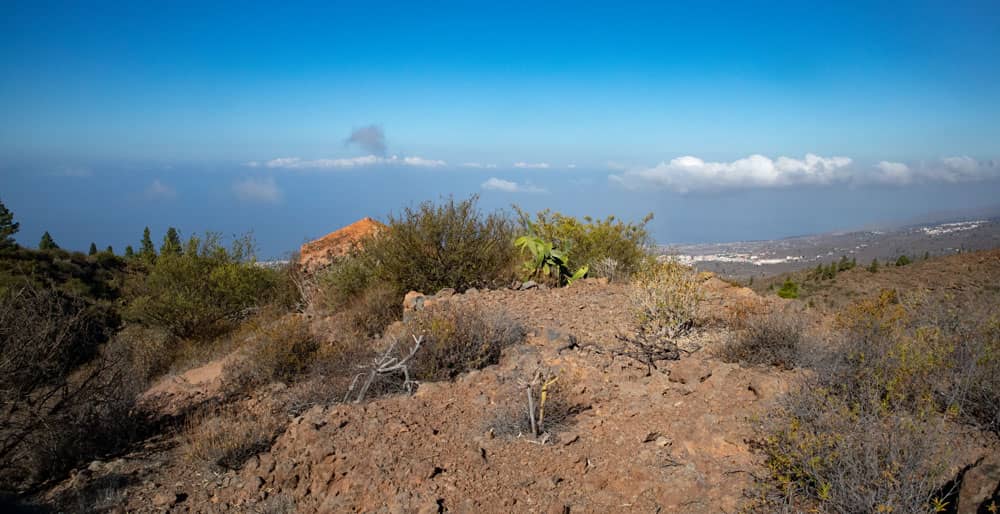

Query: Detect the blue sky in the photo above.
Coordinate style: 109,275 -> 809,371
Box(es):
2,1 -> 999,257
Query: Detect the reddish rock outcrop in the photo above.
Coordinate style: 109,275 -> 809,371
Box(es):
298,217 -> 384,271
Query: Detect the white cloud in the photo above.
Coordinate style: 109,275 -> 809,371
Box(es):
145,179 -> 176,199
868,157 -> 999,185
261,154 -> 446,169
461,162 -> 497,169
480,177 -> 546,193
606,161 -> 627,171
514,161 -> 551,169
872,161 -> 913,185
233,177 -> 282,204
610,153 -> 853,193
567,164 -> 577,169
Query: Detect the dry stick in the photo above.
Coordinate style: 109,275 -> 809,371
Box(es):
538,376 -> 558,432
526,386 -> 537,437
352,335 -> 424,404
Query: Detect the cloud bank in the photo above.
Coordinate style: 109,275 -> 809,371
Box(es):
514,161 -> 551,169
610,153 -> 852,192
870,157 -> 999,185
233,177 -> 282,204
257,155 -> 447,169
345,125 -> 387,156
480,177 -> 546,193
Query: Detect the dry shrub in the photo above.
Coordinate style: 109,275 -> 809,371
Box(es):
747,289 -> 992,513
182,403 -> 281,470
750,389 -> 955,513
403,302 -> 526,381
223,315 -> 320,393
717,312 -> 803,369
487,371 -> 581,439
347,282 -> 401,337
628,259 -> 701,339
0,285 -> 145,491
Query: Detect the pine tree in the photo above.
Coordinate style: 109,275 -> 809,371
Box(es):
105,245 -> 114,255
39,231 -> 59,250
88,242 -> 98,255
124,245 -> 135,259
161,227 -> 182,256
0,198 -> 18,250
140,227 -> 157,261
868,258 -> 879,273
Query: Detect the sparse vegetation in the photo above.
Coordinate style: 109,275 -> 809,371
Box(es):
748,288 -> 1000,512
223,315 -> 320,393
182,403 -> 280,470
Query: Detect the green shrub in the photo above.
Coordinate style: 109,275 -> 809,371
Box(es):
777,278 -> 799,299
317,250 -> 376,309
124,233 -> 281,340
514,207 -> 653,279
367,195 -> 517,294
896,255 -> 912,266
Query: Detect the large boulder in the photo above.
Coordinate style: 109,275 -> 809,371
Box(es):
299,217 -> 384,271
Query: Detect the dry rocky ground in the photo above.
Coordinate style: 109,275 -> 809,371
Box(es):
36,269 -> 998,513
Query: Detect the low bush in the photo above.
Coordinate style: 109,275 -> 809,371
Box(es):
403,303 -> 526,381
514,207 -> 653,280
317,251 -> 375,309
717,312 -> 803,369
347,282 -> 401,337
628,259 -> 701,339
182,403 -> 280,470
367,195 -> 518,294
223,315 -> 320,393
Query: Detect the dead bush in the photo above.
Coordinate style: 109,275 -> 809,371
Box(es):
0,285 -> 144,491
716,312 -> 803,369
404,302 -> 526,381
181,402 -> 281,470
223,315 -> 320,393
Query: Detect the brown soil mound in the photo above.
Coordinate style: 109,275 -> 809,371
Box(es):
299,217 -> 384,271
